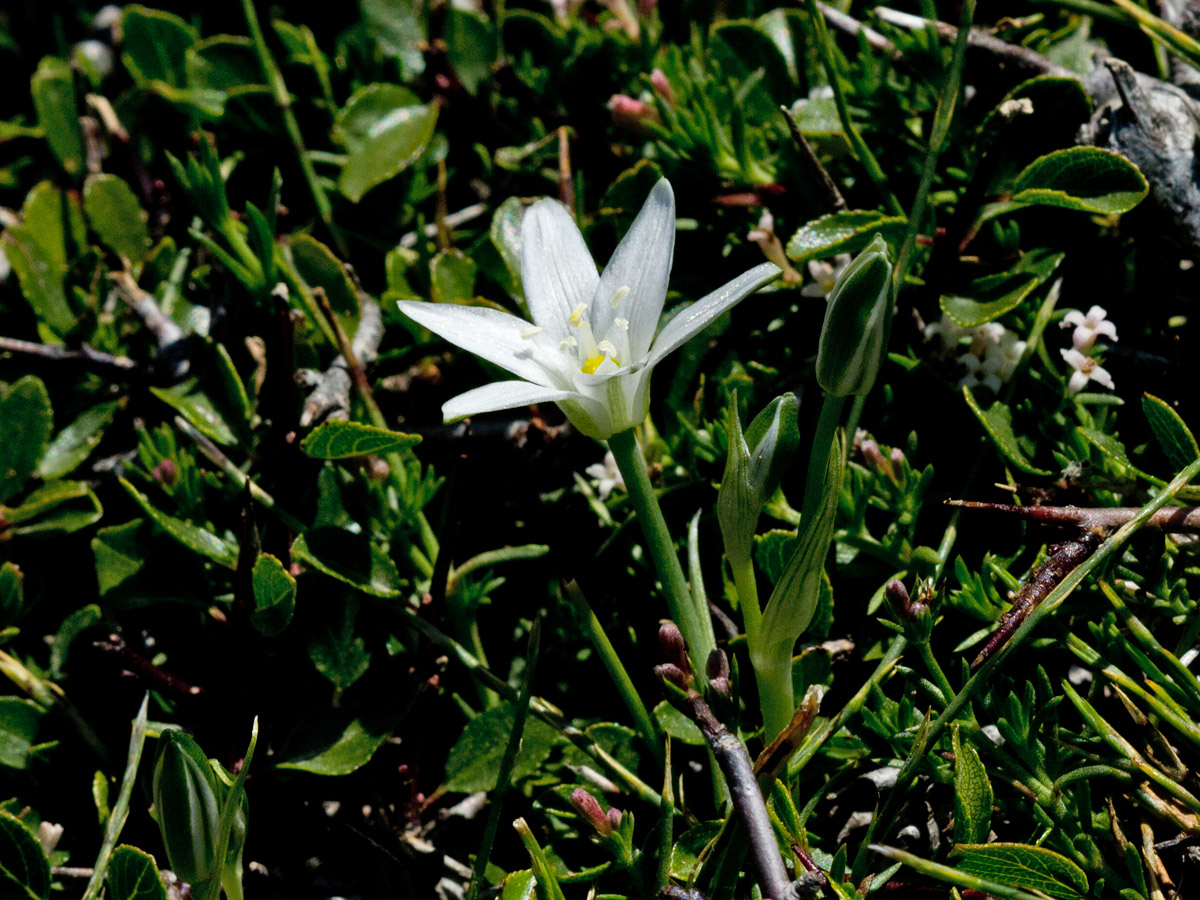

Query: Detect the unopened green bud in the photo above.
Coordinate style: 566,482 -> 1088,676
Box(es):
717,393 -> 800,567
816,234 -> 893,397
152,731 -> 222,886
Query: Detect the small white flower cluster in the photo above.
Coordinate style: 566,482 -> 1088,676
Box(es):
1059,305 -> 1117,394
924,317 -> 1026,393
801,254 -> 852,299
585,451 -> 625,500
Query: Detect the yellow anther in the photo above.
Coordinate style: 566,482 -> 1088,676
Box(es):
581,354 -> 608,374
610,286 -> 630,309
569,303 -> 588,327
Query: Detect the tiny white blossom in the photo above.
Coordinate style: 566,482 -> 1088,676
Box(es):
398,180 -> 780,440
1060,347 -> 1114,393
925,314 -> 1026,391
584,451 -> 625,500
801,254 -> 852,298
1061,305 -> 1118,352
38,821 -> 63,855
746,211 -> 801,285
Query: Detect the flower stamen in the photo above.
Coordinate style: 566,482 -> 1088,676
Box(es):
610,285 -> 630,309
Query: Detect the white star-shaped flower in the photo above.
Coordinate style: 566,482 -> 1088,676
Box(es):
398,180 -> 780,439
801,254 -> 852,298
1060,347 -> 1114,393
584,451 -> 625,499
1061,305 -> 1118,352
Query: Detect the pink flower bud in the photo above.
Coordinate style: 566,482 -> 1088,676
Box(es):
570,787 -> 613,837
606,807 -> 623,828
608,95 -> 660,134
152,458 -> 178,485
649,69 -> 674,106
657,622 -> 689,673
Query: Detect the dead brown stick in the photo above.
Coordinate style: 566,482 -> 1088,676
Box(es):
0,335 -> 142,374
946,499 -> 1200,533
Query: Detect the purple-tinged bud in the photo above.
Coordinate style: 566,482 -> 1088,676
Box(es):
608,95 -> 661,134
654,663 -> 691,691
885,579 -> 932,642
885,579 -> 914,619
890,446 -> 906,465
706,648 -> 729,683
570,787 -> 613,837
657,622 -> 690,674
153,458 -> 178,486
860,439 -> 894,480
606,807 -> 623,829
649,69 -> 674,106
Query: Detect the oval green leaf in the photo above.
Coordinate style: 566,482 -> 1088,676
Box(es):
1008,146 -> 1148,215
1142,393 -> 1199,471
334,84 -> 439,202
250,554 -> 296,637
951,843 -> 1088,900
786,210 -> 908,263
962,387 -> 1052,476
0,810 -> 50,899
107,846 -> 167,900
300,421 -> 422,459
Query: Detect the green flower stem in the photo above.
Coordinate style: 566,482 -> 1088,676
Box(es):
850,453 -> 1200,883
804,0 -> 904,217
566,582 -> 664,763
800,394 -> 846,532
240,0 -> 345,255
608,428 -> 715,682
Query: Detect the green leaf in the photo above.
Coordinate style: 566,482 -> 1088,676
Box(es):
37,399 -> 123,480
0,376 -> 52,504
652,701 -> 705,745
250,554 -> 296,637
991,147 -> 1148,217
445,9 -> 496,94
276,702 -> 404,776
83,175 -> 151,267
121,6 -> 196,87
709,21 -> 792,120
93,520 -> 147,595
300,421 -> 421,459
962,387 -> 1052,476
500,871 -> 537,900
0,699 -> 43,771
291,529 -> 403,597
939,250 -> 1064,328
361,0 -> 426,79
2,182 -> 78,334
786,210 -> 908,263
307,599 -> 371,690
119,479 -> 238,568
107,846 -> 167,900
670,822 -> 724,880
334,84 -> 439,202
489,196 -> 525,299
0,810 -> 50,899
150,380 -> 237,447
0,563 -> 23,629
289,233 -> 360,324
951,843 -> 1088,899
1142,393 -> 1199,471
49,604 -> 102,678
31,57 -> 84,177
430,250 -> 478,304
952,726 -> 993,844
2,480 -> 102,536
442,704 -> 558,793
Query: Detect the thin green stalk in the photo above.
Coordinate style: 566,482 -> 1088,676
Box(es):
800,394 -> 846,531
240,0 -> 344,254
893,0 -> 976,292
851,454 -> 1200,882
83,695 -> 149,900
915,641 -> 955,703
608,428 -> 715,682
803,0 -> 905,216
566,582 -> 663,763
467,618 -> 541,900
514,817 -> 568,900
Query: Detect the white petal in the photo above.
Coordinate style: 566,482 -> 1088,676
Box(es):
398,300 -> 566,387
1090,364 -> 1114,389
641,262 -> 781,371
1068,370 -> 1089,393
521,199 -> 599,341
1062,310 -> 1085,328
1095,320 -> 1118,341
1059,347 -> 1088,369
592,179 -> 676,358
443,380 -> 584,422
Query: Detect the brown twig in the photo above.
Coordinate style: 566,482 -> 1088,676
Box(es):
0,335 -> 142,375
780,107 -> 846,215
558,126 -> 575,215
655,624 -> 793,900
946,499 -> 1200,533
300,293 -> 383,427
109,270 -> 189,380
94,634 -> 203,696
970,529 -> 1103,671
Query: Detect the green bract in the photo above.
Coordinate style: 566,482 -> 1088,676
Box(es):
717,392 -> 800,568
815,234 -> 893,397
